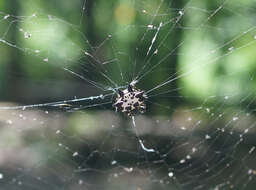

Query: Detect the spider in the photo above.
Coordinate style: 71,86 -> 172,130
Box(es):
113,84 -> 147,116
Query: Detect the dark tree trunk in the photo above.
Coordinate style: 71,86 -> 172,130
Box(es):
3,1 -> 23,102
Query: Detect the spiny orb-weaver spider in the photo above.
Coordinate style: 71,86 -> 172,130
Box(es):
113,84 -> 147,116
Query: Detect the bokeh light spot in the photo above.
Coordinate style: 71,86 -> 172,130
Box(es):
114,2 -> 136,25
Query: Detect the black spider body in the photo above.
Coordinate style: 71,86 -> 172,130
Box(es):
113,85 -> 147,116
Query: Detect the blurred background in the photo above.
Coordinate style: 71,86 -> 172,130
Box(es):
0,0 -> 256,189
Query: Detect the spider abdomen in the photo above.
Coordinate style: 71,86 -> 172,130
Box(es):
113,85 -> 147,116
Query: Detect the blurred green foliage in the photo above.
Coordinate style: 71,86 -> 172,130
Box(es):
0,0 -> 256,111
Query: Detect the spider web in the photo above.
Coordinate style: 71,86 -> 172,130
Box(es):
0,0 -> 256,189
